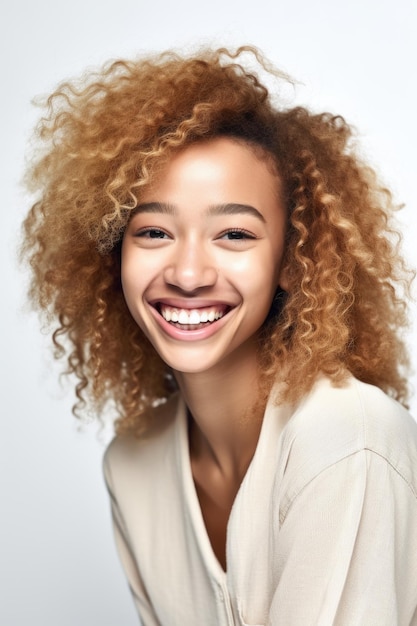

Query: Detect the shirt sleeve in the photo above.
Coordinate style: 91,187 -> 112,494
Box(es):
269,450 -> 417,626
103,457 -> 161,626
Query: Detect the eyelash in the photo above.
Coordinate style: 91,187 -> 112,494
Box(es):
218,228 -> 256,240
135,228 -> 169,239
133,227 -> 257,241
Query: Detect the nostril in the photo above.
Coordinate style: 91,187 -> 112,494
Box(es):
163,263 -> 218,291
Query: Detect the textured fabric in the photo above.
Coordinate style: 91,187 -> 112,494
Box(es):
103,376 -> 417,625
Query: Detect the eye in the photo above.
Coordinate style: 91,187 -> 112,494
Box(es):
135,228 -> 170,239
218,228 -> 257,241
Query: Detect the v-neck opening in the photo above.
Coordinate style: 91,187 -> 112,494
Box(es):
175,390 -> 280,582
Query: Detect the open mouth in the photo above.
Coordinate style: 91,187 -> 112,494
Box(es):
156,303 -> 231,330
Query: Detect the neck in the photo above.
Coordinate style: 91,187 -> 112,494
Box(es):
174,346 -> 268,482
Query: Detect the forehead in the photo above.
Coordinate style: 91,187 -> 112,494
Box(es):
140,137 -> 282,203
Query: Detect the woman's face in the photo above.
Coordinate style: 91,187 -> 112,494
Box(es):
121,137 -> 287,375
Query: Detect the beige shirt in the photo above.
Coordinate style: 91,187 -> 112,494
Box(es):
103,376 -> 417,625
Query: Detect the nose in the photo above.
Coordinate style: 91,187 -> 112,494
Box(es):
163,240 -> 218,293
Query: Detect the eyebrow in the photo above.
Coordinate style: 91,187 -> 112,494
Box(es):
132,201 -> 266,222
207,203 -> 266,222
131,202 -> 176,216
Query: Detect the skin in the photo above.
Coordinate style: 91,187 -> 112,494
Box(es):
122,137 -> 288,570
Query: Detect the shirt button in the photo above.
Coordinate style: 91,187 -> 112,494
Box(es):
217,588 -> 224,601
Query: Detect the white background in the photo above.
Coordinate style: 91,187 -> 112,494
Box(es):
1,1 -> 416,624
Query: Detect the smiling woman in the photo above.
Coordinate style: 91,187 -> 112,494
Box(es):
21,46 -> 417,625
121,138 -> 287,375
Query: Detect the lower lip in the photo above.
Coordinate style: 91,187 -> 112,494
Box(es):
149,306 -> 233,342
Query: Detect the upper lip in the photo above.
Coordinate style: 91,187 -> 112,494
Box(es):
148,297 -> 237,310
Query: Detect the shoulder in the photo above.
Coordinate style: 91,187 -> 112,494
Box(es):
103,392 -> 181,493
284,375 -> 417,461
279,375 -> 417,502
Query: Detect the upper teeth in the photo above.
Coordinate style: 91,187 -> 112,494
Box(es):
160,306 -> 225,324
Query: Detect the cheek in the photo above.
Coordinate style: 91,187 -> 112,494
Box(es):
228,249 -> 281,294
121,247 -> 155,295
120,252 -> 135,303
120,268 -> 150,336
120,249 -> 148,314
120,241 -> 132,290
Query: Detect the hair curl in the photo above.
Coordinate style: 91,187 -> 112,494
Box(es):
21,45 -> 414,435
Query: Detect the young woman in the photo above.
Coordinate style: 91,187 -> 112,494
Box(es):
22,47 -> 417,625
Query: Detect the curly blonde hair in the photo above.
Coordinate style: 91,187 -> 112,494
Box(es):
21,46 -> 414,435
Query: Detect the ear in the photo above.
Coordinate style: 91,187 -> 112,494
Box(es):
277,264 -> 289,292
